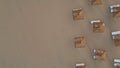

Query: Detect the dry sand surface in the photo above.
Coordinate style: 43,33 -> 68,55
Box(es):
0,0 -> 120,68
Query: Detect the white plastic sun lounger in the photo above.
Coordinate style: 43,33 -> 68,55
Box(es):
112,31 -> 120,39
112,31 -> 120,36
76,63 -> 85,67
114,63 -> 120,67
90,20 -> 101,24
93,49 -> 96,53
72,8 -> 82,16
110,4 -> 120,9
110,4 -> 120,13
93,55 -> 97,59
73,8 -> 82,11
114,59 -> 120,63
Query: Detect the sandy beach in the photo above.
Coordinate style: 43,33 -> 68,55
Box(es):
0,0 -> 120,68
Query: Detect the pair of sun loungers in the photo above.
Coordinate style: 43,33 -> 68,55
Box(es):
74,21 -> 105,48
74,30 -> 120,49
114,59 -> 120,68
93,49 -> 107,61
75,59 -> 120,68
72,0 -> 103,21
72,4 -> 120,21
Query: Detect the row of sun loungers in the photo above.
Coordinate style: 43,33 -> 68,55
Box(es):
74,33 -> 120,68
74,31 -> 120,48
72,4 -> 120,21
72,0 -> 104,20
73,0 -> 120,68
74,36 -> 108,62
74,32 -> 120,68
75,59 -> 120,68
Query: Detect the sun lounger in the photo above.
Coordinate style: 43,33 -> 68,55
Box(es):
74,35 -> 87,48
72,8 -> 84,21
76,63 -> 86,68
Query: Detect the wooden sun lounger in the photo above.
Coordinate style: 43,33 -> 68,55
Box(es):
111,31 -> 120,46
72,8 -> 84,21
110,4 -> 120,17
75,35 -> 87,48
90,20 -> 105,33
91,0 -> 103,5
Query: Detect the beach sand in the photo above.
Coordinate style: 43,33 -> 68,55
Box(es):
0,0 -> 120,68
